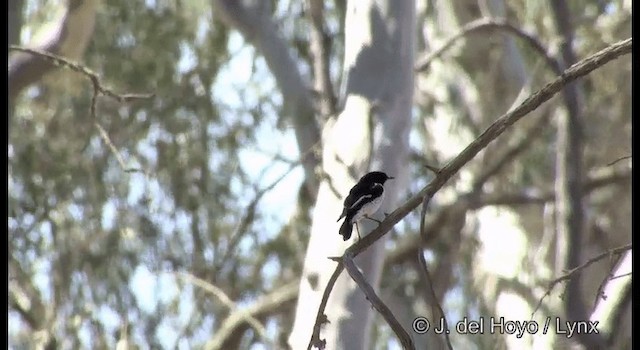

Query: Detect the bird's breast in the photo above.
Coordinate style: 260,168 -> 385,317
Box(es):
351,190 -> 384,222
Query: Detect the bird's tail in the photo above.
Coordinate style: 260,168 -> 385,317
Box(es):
339,217 -> 353,241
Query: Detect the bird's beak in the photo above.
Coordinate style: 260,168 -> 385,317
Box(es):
388,176 -> 395,180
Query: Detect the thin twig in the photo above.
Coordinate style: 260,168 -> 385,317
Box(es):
472,104 -> 553,191
8,45 -> 154,175
415,18 -> 561,75
340,254 -> 415,349
215,140 -> 322,272
591,241 -> 625,309
307,261 -> 345,350
94,123 -> 140,173
607,155 -> 632,167
176,272 -> 273,346
9,46 -> 154,102
531,243 -> 632,317
608,272 -> 632,281
203,280 -> 299,350
419,164 -> 439,239
416,251 -> 453,350
418,193 -> 433,241
308,38 -> 632,349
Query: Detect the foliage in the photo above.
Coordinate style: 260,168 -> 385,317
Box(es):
9,0 -> 631,348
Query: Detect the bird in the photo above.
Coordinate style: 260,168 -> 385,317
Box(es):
337,171 -> 394,241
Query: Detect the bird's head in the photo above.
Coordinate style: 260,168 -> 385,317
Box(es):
361,171 -> 394,185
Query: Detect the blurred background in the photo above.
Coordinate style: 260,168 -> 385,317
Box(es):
8,0 -> 631,349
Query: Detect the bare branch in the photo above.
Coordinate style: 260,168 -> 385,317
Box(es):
203,280 -> 299,350
353,38 -> 631,257
607,155 -> 632,167
585,251 -> 632,346
212,0 -> 321,196
8,0 -> 99,103
415,18 -> 561,75
9,46 -> 154,103
419,165 -> 439,240
472,105 -> 553,191
307,261 -> 345,350
308,38 -> 631,348
532,243 -> 632,317
479,162 -> 630,207
9,46 -> 154,175
214,145 -> 319,272
177,272 -> 276,349
416,251 -> 453,350
608,272 -> 632,281
340,254 -> 415,349
386,161 -> 630,267
418,193 -> 432,241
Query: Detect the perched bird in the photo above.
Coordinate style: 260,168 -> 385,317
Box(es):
337,171 -> 394,241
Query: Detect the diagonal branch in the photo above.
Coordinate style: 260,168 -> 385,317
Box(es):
416,251 -> 453,350
308,37 -> 631,349
9,46 -> 154,175
532,243 -> 632,317
200,278 -> 300,350
214,143 -> 320,272
335,254 -> 414,350
8,0 -> 99,104
471,108 -> 553,191
385,161 -> 630,267
212,0 -> 321,197
607,155 -> 631,166
9,46 -> 154,103
177,272 -> 275,348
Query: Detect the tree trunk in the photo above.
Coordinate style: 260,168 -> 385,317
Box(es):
289,1 -> 415,349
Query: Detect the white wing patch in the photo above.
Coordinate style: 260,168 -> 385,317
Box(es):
351,189 -> 385,223
348,194 -> 372,210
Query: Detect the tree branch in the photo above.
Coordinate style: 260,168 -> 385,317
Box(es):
416,251 -> 453,350
8,46 -> 154,175
607,155 -> 631,167
212,0 -> 321,197
334,254 -> 414,349
471,108 -> 553,191
202,279 -> 299,350
177,272 -> 274,348
214,143 -> 320,273
386,160 -> 630,267
532,243 -> 632,317
308,37 -> 631,349
8,0 -> 99,103
415,17 -> 561,75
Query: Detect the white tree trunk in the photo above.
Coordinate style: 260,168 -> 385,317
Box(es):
289,1 -> 415,349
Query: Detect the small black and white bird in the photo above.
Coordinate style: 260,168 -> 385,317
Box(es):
337,171 -> 394,241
